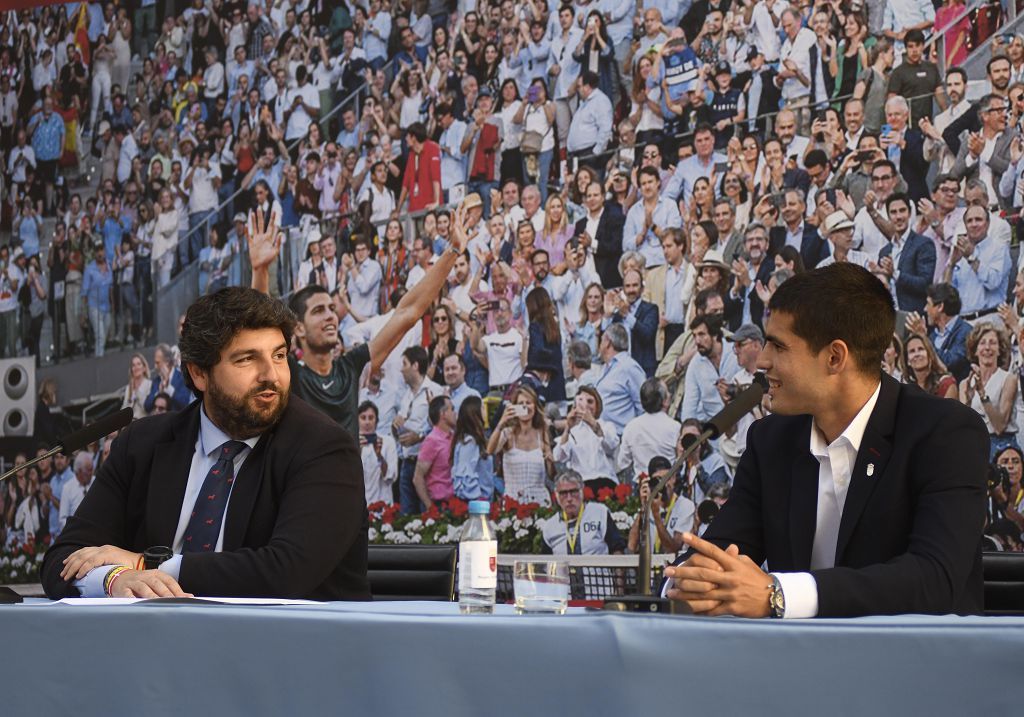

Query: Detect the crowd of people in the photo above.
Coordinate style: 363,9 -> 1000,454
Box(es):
1,0 -> 1024,555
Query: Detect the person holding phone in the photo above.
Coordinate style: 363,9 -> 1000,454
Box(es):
487,385 -> 553,507
358,401 -> 398,506
554,385 -> 619,487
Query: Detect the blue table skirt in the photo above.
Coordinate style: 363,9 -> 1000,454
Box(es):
5,600 -> 1022,716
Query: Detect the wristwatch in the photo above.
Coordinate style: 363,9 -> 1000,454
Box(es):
768,574 -> 786,618
143,545 -> 174,570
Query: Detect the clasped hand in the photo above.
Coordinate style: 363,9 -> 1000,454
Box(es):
664,532 -> 773,618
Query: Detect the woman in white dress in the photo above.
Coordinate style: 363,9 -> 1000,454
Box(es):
122,353 -> 152,419
487,385 -> 553,507
111,10 -> 132,92
152,187 -> 179,288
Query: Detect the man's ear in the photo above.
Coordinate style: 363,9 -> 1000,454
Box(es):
186,362 -> 208,393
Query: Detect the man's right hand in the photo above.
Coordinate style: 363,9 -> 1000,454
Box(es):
108,569 -> 192,598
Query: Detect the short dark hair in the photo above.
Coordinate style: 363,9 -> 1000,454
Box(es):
804,149 -> 829,169
988,54 -> 1011,75
689,312 -> 724,339
428,395 -> 451,425
407,122 -> 427,142
402,345 -> 429,376
768,263 -> 894,374
579,70 -> 599,89
884,192 -> 911,214
694,287 -> 723,314
179,287 -> 296,395
932,173 -> 959,192
289,284 -> 331,322
946,67 -> 967,85
637,165 -> 660,183
927,283 -> 962,317
904,29 -> 925,45
153,391 -> 172,407
358,400 -> 379,421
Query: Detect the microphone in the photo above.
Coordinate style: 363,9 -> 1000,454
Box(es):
610,372 -> 769,609
701,373 -> 767,439
0,407 -> 133,482
58,407 -> 133,455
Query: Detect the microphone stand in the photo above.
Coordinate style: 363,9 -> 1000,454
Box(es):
0,445 -> 66,483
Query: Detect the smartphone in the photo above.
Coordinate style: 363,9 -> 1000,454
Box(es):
361,434 -> 378,446
514,404 -> 529,418
881,123 -> 892,136
487,300 -> 502,311
714,161 -> 729,173
856,149 -> 874,161
769,192 -> 785,209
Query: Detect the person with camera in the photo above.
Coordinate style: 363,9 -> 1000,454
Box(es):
627,456 -> 696,555
487,384 -> 553,507
553,385 -> 619,491
358,400 -> 398,506
992,445 -> 1024,536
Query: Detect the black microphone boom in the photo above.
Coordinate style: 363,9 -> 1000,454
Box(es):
58,407 -> 134,455
701,379 -> 766,439
0,407 -> 133,482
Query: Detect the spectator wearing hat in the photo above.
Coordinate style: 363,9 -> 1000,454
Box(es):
708,61 -> 745,150
817,211 -> 871,269
554,385 -> 619,486
718,324 -> 767,469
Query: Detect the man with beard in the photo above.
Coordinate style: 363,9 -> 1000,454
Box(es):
250,204 -> 470,439
680,313 -> 738,423
42,287 -> 369,600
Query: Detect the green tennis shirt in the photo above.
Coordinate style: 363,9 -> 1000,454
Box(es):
288,343 -> 371,439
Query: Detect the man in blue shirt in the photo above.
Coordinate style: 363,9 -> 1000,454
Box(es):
27,96 -> 65,214
567,71 -> 613,175
593,323 -> 647,433
944,205 -> 1012,318
623,166 -> 682,268
81,246 -> 113,357
680,313 -> 738,423
47,452 -> 74,539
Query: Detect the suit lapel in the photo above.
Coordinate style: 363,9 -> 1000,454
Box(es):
222,430 -> 271,551
835,375 -> 898,562
789,419 -> 818,570
147,404 -> 201,546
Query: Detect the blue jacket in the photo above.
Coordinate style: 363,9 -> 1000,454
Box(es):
930,316 -> 973,383
143,367 -> 194,413
878,231 -> 936,314
612,300 -> 660,378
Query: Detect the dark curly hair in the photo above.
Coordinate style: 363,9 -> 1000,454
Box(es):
179,287 -> 296,395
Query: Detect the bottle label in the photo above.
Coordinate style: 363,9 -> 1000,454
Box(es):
459,541 -> 498,590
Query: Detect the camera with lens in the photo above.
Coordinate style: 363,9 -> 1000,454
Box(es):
988,463 -> 1012,494
697,499 -> 719,526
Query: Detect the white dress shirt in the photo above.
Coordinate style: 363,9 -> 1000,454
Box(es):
774,381 -> 881,618
553,420 -> 620,481
616,411 -> 682,480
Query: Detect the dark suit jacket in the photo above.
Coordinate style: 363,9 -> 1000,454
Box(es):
41,397 -> 370,601
878,230 -> 937,314
728,259 -> 775,331
899,130 -> 930,202
769,224 -> 829,270
613,299 -> 659,377
577,201 -> 626,289
673,374 -> 988,617
143,367 -> 193,412
930,316 -> 973,382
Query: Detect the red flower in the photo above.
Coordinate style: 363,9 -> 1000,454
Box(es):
367,500 -> 388,513
597,487 -> 614,502
515,503 -> 537,520
614,483 -> 633,501
448,498 -> 468,517
583,487 -> 595,500
424,504 -> 441,521
490,503 -> 501,520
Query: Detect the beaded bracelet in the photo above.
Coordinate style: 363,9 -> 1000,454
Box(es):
103,565 -> 131,596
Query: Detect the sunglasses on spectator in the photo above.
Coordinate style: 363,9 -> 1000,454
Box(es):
432,315 -> 448,323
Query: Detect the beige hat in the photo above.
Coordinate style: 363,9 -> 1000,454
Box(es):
96,120 -> 111,136
697,248 -> 732,272
463,192 -> 483,210
822,211 -> 855,236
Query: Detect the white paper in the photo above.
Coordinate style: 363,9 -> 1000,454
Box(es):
50,597 -> 321,606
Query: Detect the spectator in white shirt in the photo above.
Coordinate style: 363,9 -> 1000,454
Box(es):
775,8 -> 816,131
59,452 -> 95,532
358,400 -> 399,506
284,65 -> 320,142
470,297 -> 526,391
554,385 -> 620,484
341,237 -> 383,320
617,378 -> 682,483
202,47 -> 225,108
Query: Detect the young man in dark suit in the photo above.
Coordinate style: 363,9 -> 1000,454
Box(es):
874,193 -> 936,314
43,287 -> 369,600
575,181 -> 625,289
665,263 -> 988,617
609,268 -> 659,378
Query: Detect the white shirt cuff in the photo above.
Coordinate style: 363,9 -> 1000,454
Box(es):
160,554 -> 183,581
74,563 -> 119,597
772,571 -> 819,618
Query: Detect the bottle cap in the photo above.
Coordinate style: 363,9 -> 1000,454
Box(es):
468,500 -> 490,514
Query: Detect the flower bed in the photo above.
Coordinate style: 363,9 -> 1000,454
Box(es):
0,535 -> 50,584
369,483 -> 641,552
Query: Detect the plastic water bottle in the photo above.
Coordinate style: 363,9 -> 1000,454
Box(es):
458,500 -> 497,614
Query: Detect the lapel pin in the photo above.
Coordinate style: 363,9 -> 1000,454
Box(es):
867,463 -> 875,477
